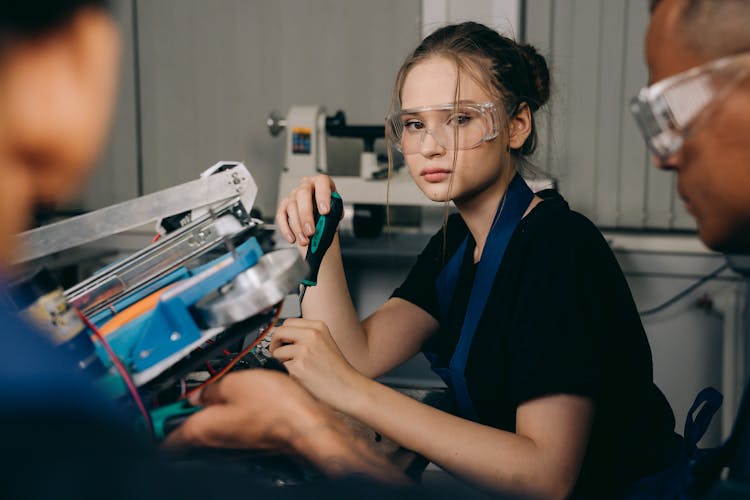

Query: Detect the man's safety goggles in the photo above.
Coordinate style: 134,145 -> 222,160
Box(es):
387,101 -> 504,155
630,52 -> 750,160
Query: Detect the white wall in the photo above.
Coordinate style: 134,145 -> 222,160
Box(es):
82,0 -> 422,218
422,0 -> 521,37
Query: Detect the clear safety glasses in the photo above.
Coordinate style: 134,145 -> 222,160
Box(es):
387,101 -> 503,155
630,52 -> 750,160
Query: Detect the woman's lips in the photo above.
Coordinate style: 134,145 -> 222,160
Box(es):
421,168 -> 451,183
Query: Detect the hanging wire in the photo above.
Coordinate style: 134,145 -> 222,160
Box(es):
639,263 -> 729,317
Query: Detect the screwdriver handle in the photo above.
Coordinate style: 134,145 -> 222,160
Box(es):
302,192 -> 343,287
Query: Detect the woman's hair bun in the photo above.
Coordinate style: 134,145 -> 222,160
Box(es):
517,43 -> 550,111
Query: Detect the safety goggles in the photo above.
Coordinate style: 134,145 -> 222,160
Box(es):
387,101 -> 504,155
630,52 -> 750,160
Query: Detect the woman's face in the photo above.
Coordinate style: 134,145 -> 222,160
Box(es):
398,56 -> 508,204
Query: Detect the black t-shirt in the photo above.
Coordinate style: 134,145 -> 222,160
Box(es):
392,190 -> 681,496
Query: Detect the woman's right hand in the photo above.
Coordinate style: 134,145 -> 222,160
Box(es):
275,174 -> 337,246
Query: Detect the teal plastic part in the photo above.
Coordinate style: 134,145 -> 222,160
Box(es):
150,399 -> 202,440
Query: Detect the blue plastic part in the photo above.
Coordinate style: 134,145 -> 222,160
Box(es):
89,238 -> 263,374
90,268 -> 191,327
89,267 -> 191,368
130,238 -> 263,372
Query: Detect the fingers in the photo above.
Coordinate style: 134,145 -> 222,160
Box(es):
197,371 -> 287,405
275,199 -> 295,244
295,183 -> 316,239
162,405 -> 245,450
275,175 -> 337,244
191,376 -> 230,407
272,344 -> 301,363
269,324 -> 303,353
286,200 -> 307,245
269,319 -> 325,352
313,176 -> 334,215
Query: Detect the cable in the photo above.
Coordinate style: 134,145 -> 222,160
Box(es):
184,302 -> 283,399
76,309 -> 154,436
639,263 -> 730,317
204,361 -> 216,375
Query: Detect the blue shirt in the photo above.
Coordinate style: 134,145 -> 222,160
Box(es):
0,284 -> 117,419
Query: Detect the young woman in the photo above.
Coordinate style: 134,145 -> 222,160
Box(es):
273,22 -> 681,497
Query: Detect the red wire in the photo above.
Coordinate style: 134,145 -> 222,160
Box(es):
76,309 -> 154,436
184,302 -> 282,400
152,233 -> 161,243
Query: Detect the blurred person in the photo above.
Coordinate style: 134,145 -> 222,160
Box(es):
630,0 -> 750,496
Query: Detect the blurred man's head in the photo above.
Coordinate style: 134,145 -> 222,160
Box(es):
646,0 -> 750,252
0,1 -> 118,265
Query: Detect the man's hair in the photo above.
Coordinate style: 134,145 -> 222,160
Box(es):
0,0 -> 109,50
650,0 -> 750,57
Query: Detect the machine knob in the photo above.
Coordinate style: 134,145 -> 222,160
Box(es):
266,110 -> 287,137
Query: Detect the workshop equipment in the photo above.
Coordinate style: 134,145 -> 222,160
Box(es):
268,106 -> 428,225
11,162 -> 309,438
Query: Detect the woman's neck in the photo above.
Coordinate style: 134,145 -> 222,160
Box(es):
454,168 -> 516,263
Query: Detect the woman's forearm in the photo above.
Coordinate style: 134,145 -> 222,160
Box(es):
299,234 -> 373,372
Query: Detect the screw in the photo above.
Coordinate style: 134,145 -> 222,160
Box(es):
170,332 -> 181,342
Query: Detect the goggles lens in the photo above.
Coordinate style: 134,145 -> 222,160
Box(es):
630,52 -> 750,160
387,102 -> 500,154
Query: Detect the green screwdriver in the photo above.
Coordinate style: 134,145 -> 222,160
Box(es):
299,192 -> 344,302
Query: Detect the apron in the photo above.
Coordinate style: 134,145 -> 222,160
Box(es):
425,174 -> 723,497
427,173 -> 533,420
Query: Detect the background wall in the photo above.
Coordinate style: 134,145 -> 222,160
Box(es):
88,0 -> 693,231
525,0 -> 695,230
84,0 -> 421,217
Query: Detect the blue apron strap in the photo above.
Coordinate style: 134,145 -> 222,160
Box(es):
435,238 -> 468,321
684,386 -> 723,458
433,174 -> 534,420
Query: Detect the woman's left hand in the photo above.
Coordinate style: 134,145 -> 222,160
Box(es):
270,318 -> 363,411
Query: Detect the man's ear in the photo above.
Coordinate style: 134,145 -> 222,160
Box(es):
508,103 -> 532,150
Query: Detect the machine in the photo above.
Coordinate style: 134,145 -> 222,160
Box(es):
268,106 -> 431,239
9,162 -> 319,441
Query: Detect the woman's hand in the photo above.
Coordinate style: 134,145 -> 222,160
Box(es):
270,318 -> 363,412
275,174 -> 337,246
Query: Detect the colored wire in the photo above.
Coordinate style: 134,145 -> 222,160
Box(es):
152,233 -> 161,243
76,309 -> 154,436
184,302 -> 282,399
639,263 -> 730,317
